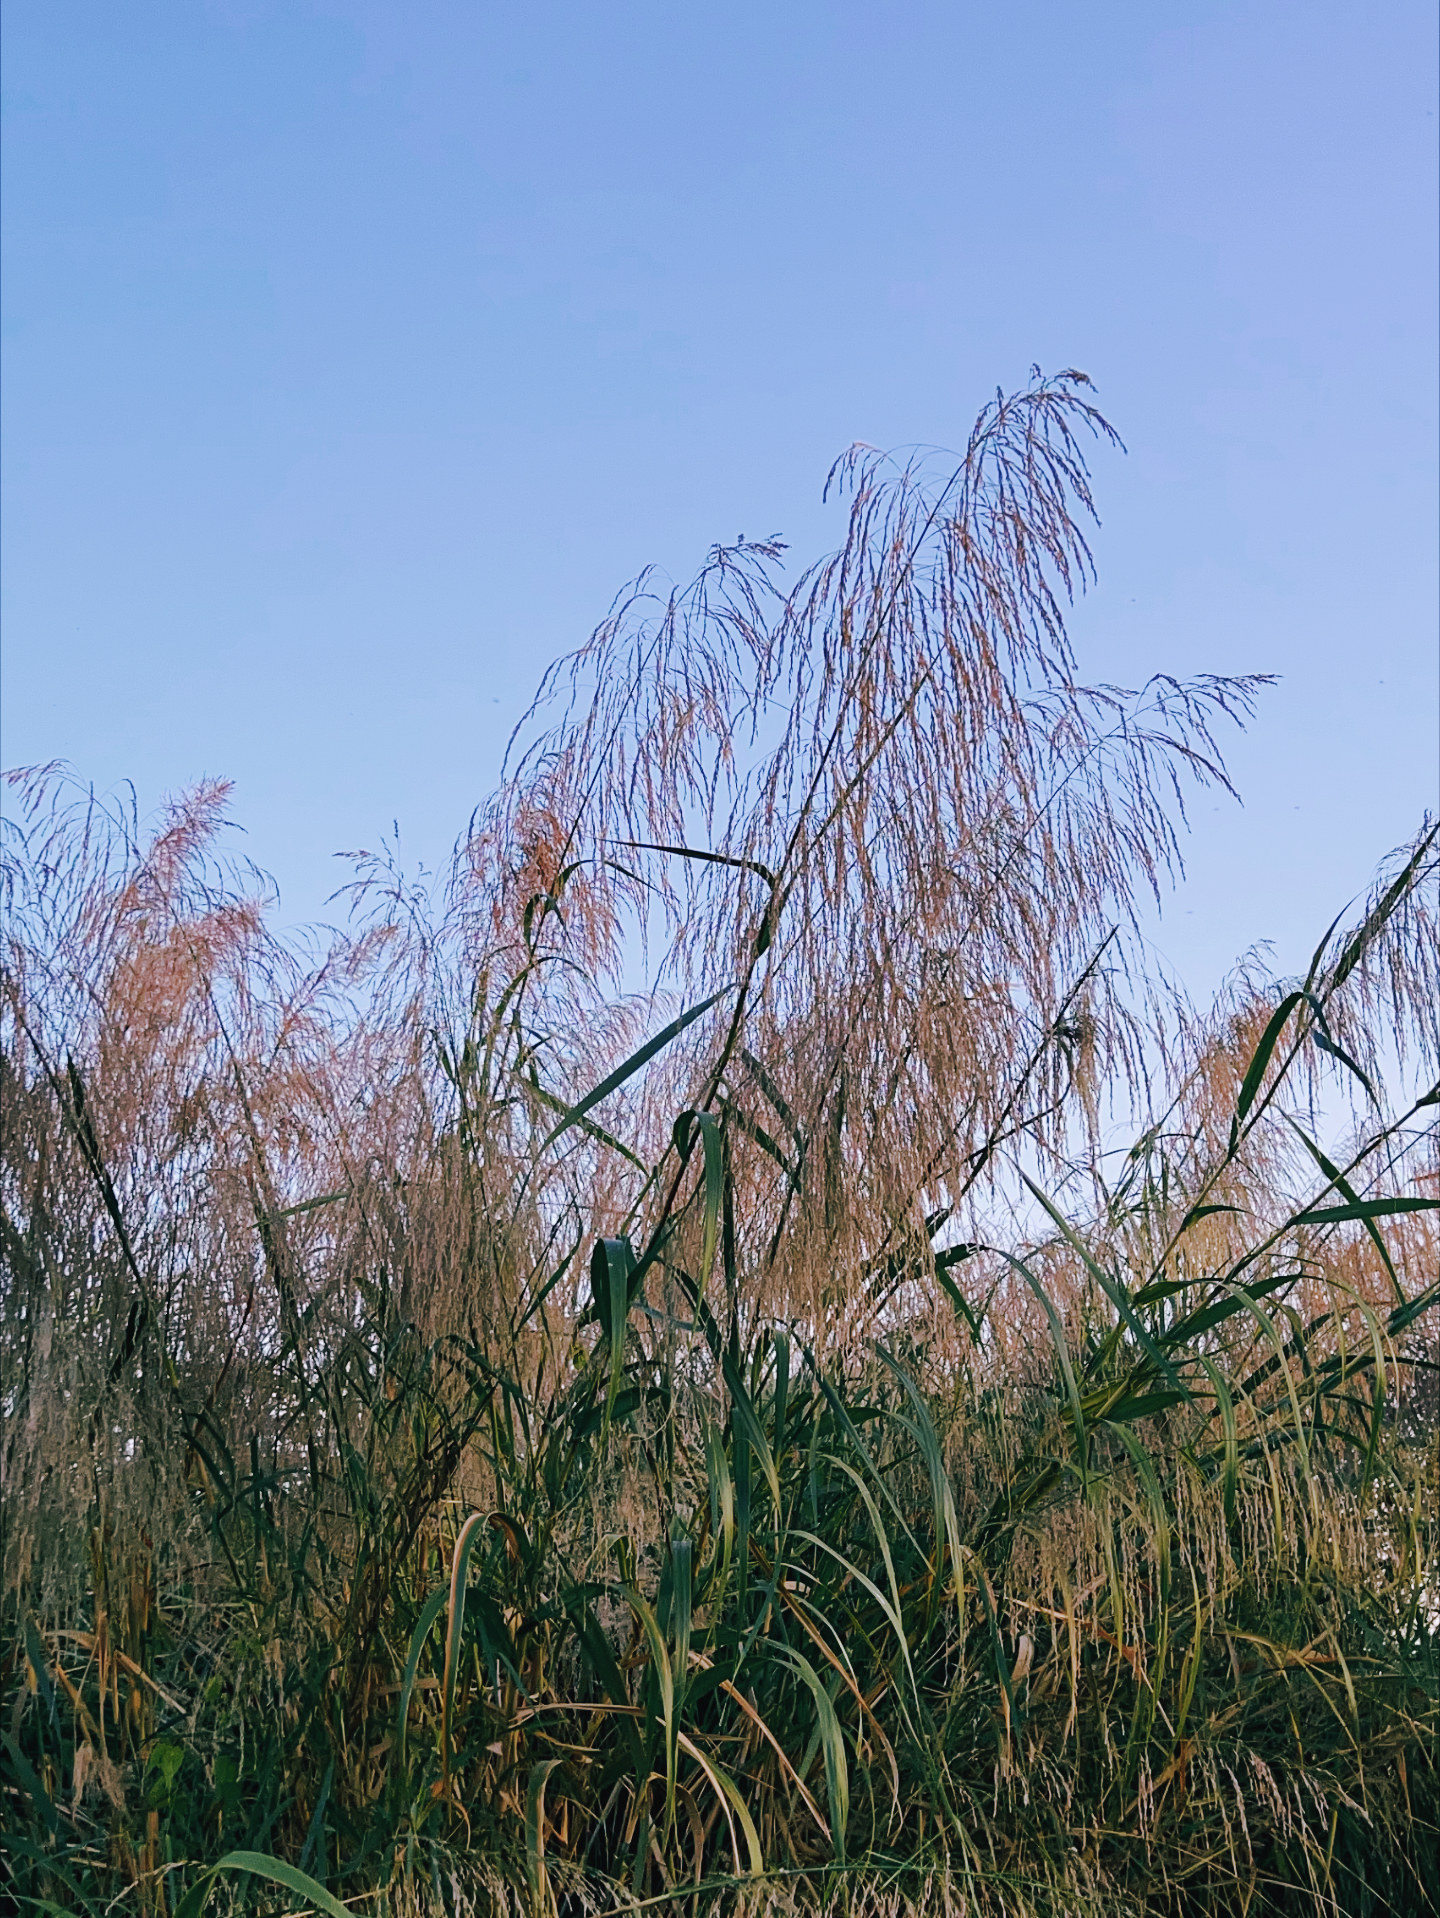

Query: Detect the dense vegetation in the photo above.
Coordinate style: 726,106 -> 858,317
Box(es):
3,373 -> 1437,1916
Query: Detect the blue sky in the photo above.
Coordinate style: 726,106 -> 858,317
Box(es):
2,1 -> 1436,998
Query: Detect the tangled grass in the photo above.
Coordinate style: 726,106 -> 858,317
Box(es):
2,371 -> 1436,1916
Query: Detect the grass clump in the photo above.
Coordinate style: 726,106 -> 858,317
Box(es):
2,370 -> 1437,1916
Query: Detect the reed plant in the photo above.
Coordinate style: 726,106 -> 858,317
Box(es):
2,371 -> 1436,1916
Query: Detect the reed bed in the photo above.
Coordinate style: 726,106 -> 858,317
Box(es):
2,372 -> 1436,1916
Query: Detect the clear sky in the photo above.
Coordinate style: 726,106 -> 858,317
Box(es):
3,1 -> 1436,1000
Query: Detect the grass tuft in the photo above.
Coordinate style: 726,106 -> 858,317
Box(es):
3,371 -> 1437,1915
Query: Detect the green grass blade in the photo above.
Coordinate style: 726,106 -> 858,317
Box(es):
1320,822 -> 1438,999
993,1249 -> 1089,1476
1107,1422 -> 1172,1626
1163,1269 -> 1299,1347
675,1733 -> 764,1876
1287,1118 -> 1403,1303
1349,1293 -> 1391,1501
2,1734 -> 59,1838
526,1074 -> 647,1169
771,1326 -> 790,1483
803,1352 -> 922,1552
1294,1196 -> 1438,1225
770,1644 -> 849,1860
442,1512 -> 488,1786
1386,1276 -> 1440,1338
1229,991 -> 1304,1150
933,1249 -> 983,1338
721,1346 -> 782,1516
539,986 -> 733,1152
1024,1175 -> 1188,1397
718,1093 -> 799,1186
625,1582 -> 677,1832
674,1108 -> 724,1299
515,1233 -> 583,1332
589,1235 -> 638,1441
396,1584 -> 447,1770
671,1526 -> 693,1722
565,1596 -> 647,1776
701,1412 -> 735,1604
525,1758 -> 564,1911
1305,1003 -> 1379,1106
1229,1283 -> 1313,1483
876,1346 -> 965,1615
739,1046 -> 804,1150
1166,1201 -> 1244,1245
206,1853 -> 355,1918
792,1488 -> 918,1724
